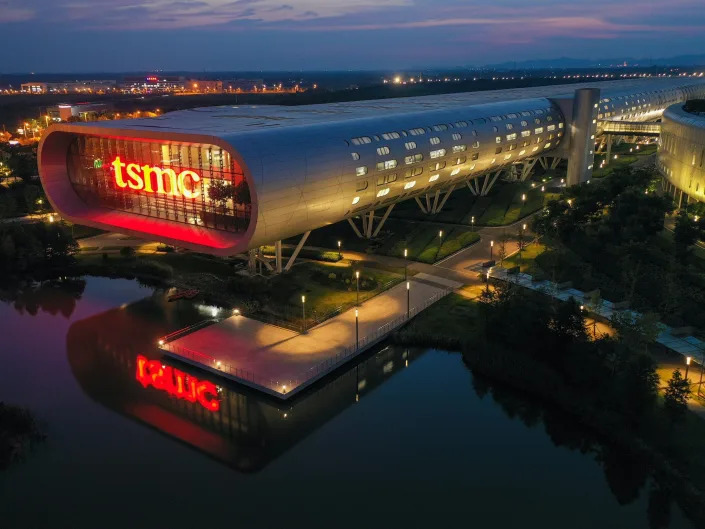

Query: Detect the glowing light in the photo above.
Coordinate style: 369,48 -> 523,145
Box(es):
110,156 -> 201,198
135,354 -> 220,412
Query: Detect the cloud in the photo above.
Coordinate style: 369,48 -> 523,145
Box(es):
0,1 -> 35,22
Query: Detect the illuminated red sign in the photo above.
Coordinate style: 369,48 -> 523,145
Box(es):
111,156 -> 201,199
136,354 -> 220,412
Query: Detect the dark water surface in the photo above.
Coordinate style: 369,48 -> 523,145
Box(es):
0,277 -> 694,529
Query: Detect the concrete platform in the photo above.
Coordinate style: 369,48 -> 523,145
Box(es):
161,275 -> 459,399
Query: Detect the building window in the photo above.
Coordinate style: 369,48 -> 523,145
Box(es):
432,124 -> 449,131
430,149 -> 446,159
520,120 -> 528,127
356,166 -> 368,176
452,145 -> 466,153
351,136 -> 372,145
405,153 -> 423,164
351,152 -> 360,160
377,173 -> 397,185
376,159 -> 397,171
452,133 -> 462,141
429,161 -> 446,171
506,133 -> 517,141
376,146 -> 390,156
404,166 -> 423,178
506,123 -> 514,130
495,146 -> 502,154
495,137 -> 502,144
535,127 -> 544,134
404,141 -> 417,150
381,132 -> 401,140
430,137 -> 441,145
356,180 -> 368,191
409,128 -> 425,136
454,156 -> 466,165
471,152 -> 479,160
429,174 -> 440,182
404,181 -> 416,190
547,124 -> 556,131
376,187 -> 390,198
471,141 -> 480,148
450,168 -> 460,176
455,121 -> 468,128
352,196 -> 360,205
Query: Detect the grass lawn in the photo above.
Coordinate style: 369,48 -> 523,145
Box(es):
501,241 -> 547,272
399,290 -> 483,340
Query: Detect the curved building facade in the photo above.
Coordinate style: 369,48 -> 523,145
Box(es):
658,102 -> 705,206
39,78 -> 705,255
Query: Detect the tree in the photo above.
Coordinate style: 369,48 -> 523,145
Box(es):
663,369 -> 691,422
611,311 -> 663,355
673,209 -> 698,259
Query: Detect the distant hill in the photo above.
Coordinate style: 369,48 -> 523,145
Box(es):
478,55 -> 705,70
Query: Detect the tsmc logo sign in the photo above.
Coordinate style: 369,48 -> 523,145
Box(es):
111,156 -> 201,199
136,354 -> 220,412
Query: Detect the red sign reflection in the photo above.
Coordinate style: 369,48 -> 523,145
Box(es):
136,354 -> 220,412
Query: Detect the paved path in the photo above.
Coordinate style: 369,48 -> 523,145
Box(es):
164,273 -> 461,399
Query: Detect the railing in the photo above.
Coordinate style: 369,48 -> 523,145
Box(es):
159,318 -> 220,344
163,342 -> 295,395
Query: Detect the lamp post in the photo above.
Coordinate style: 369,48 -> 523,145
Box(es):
521,193 -> 526,204
355,308 -> 359,351
490,240 -> 494,261
337,240 -> 342,259
438,230 -> 443,257
471,216 -> 475,231
406,281 -> 410,319
301,295 -> 306,334
686,356 -> 692,380
355,270 -> 360,306
404,248 -> 408,280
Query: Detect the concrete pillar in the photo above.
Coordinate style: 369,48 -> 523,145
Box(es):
606,137 -> 612,166
275,240 -> 282,274
566,88 -> 600,186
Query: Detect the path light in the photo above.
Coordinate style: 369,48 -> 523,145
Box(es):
233,308 -> 240,316
541,186 -> 545,192
355,308 -> 359,351
301,295 -> 306,334
522,193 -> 526,202
337,240 -> 342,259
406,281 -> 410,319
355,271 -> 360,306
404,248 -> 408,279
490,239 -> 494,261
686,356 -> 692,379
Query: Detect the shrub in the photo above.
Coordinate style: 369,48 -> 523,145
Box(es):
119,246 -> 136,258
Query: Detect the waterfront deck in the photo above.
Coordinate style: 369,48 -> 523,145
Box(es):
161,273 -> 460,399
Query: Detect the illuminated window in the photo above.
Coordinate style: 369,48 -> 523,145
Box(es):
506,123 -> 514,130
351,136 -> 372,145
455,121 -> 468,128
404,166 -> 423,178
454,156 -> 466,165
452,145 -> 466,153
429,174 -> 440,182
430,149 -> 446,159
377,173 -> 397,185
352,196 -> 360,205
495,137 -> 501,144
471,141 -> 480,148
429,161 -> 446,170
471,152 -> 479,160
405,153 -> 423,164
432,124 -> 449,131
404,141 -> 417,150
430,137 -> 441,145
452,133 -> 462,141
381,131 -> 401,140
376,159 -> 397,170
521,130 -> 531,137
450,168 -> 460,176
376,146 -> 390,156
404,181 -> 416,190
506,133 -> 517,141
356,166 -> 368,176
547,125 -> 556,131
376,187 -> 390,198
356,180 -> 368,191
351,152 -> 360,160
520,120 -> 528,127
535,127 -> 544,134
409,128 -> 425,136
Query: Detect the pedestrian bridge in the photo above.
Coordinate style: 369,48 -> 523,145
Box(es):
600,120 -> 662,136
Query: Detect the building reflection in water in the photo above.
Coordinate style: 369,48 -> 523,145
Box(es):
66,294 -> 423,473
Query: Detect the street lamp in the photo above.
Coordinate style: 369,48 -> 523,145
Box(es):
438,230 -> 443,250
521,193 -> 526,203
337,240 -> 342,259
355,308 -> 359,350
471,216 -> 475,231
406,281 -> 410,319
490,240 -> 494,261
686,356 -> 692,380
404,248 -> 408,280
355,270 -> 360,306
301,295 -> 306,334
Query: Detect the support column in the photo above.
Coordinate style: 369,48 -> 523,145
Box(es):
606,136 -> 612,165
566,88 -> 600,186
347,217 -> 364,238
435,184 -> 456,213
284,231 -> 311,272
371,204 -> 395,237
414,196 -> 429,213
275,240 -> 282,274
365,210 -> 375,238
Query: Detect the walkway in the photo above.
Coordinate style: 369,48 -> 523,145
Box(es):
162,272 -> 461,399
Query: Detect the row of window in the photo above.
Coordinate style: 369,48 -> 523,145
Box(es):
348,107 -> 556,146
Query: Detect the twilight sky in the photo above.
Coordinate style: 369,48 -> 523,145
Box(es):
1,0 -> 705,72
